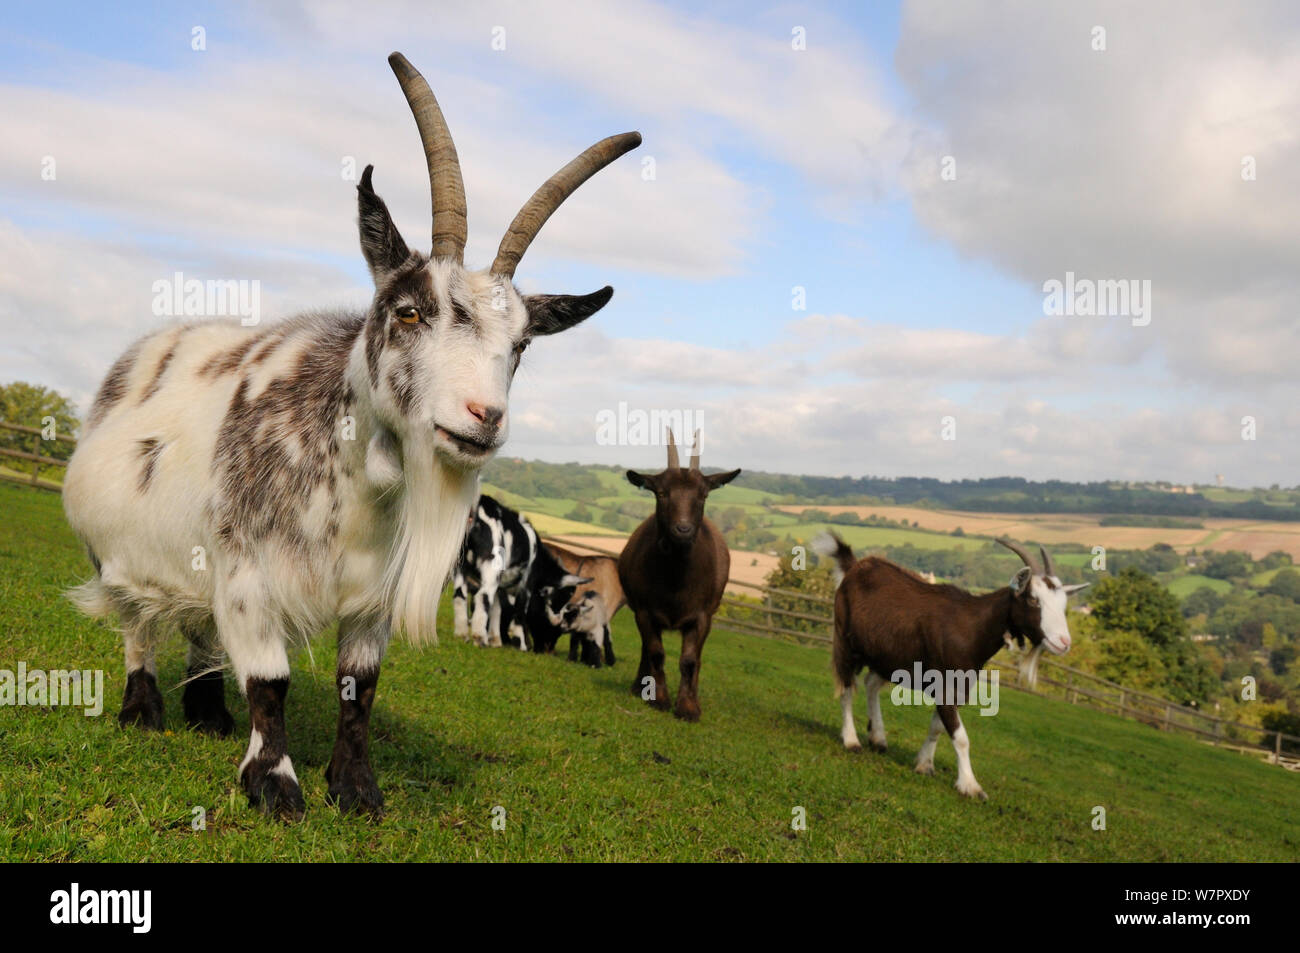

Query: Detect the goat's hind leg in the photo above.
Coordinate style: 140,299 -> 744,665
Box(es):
837,671 -> 862,750
181,617 -> 234,737
118,605 -> 164,731
326,613 -> 390,818
914,710 -> 943,775
864,671 -> 888,752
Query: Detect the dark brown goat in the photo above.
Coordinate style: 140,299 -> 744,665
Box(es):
815,532 -> 1088,799
617,431 -> 740,721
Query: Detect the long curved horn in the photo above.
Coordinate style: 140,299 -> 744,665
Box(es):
490,131 -> 642,278
688,430 -> 700,471
1038,545 -> 1057,579
388,52 -> 468,263
996,538 -> 1038,573
665,429 -> 679,470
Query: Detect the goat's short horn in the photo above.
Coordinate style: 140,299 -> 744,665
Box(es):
1039,545 -> 1057,579
388,52 -> 468,263
665,428 -> 680,470
491,131 -> 642,278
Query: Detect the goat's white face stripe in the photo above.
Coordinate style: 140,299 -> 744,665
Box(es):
1031,576 -> 1073,654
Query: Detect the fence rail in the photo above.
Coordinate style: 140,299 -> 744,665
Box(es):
0,420 -> 73,492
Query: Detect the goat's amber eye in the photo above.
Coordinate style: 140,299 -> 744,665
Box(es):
396,306 -> 421,325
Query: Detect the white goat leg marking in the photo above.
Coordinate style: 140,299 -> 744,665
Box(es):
452,581 -> 469,638
123,630 -> 157,676
915,711 -> 943,775
840,678 -> 861,750
238,729 -> 264,777
951,721 -> 986,799
865,672 -> 886,749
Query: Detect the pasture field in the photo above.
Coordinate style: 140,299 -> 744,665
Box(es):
773,504 -> 1300,560
1,482 -> 1296,862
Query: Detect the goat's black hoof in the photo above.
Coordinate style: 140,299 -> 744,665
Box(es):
915,762 -> 935,776
868,740 -> 888,754
673,699 -> 701,722
183,669 -> 234,737
118,671 -> 164,731
242,765 -> 306,822
187,709 -> 235,737
325,763 -> 385,819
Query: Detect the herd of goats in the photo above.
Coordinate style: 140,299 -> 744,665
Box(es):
56,53 -> 1089,819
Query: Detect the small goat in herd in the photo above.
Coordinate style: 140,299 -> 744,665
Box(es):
618,431 -> 739,721
61,52 -> 640,820
815,532 -> 1087,799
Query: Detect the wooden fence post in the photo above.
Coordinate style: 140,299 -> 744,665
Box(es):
1163,705 -> 1172,731
1277,731 -> 1284,764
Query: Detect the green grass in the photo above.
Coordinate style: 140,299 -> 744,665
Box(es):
1,482 -> 1295,861
1165,574 -> 1236,598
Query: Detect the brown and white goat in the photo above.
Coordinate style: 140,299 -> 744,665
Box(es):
617,431 -> 739,721
545,542 -> 626,666
61,52 -> 639,820
814,533 -> 1087,799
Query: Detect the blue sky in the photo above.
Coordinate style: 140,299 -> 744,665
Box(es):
1,1 -> 1296,485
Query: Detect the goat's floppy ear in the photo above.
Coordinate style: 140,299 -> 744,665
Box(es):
626,469 -> 655,490
358,165 -> 412,279
559,574 -> 595,588
523,287 -> 613,336
704,468 -> 741,490
1010,566 -> 1033,594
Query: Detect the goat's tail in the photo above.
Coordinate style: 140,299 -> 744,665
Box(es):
812,530 -> 855,585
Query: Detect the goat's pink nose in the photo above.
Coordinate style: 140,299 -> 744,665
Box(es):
467,403 -> 504,428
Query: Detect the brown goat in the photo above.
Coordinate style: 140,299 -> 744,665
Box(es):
617,431 -> 740,721
544,542 -> 626,665
815,532 -> 1087,799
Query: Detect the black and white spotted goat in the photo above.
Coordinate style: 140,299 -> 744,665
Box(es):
453,494 -> 541,649
61,52 -> 640,820
453,495 -> 604,656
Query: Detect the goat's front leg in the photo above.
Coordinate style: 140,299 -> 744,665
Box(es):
218,578 -> 305,821
326,614 -> 390,818
864,671 -> 888,752
674,612 -> 712,722
938,705 -> 986,800
602,624 -> 615,666
632,609 -> 670,710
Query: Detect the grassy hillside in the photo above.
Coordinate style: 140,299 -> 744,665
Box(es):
0,483 -> 1295,861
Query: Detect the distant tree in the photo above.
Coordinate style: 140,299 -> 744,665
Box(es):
1202,550 -> 1254,580
1089,567 -> 1216,702
1259,551 -> 1293,571
0,381 -> 80,479
565,502 -> 594,524
1265,568 -> 1300,602
1181,585 -> 1224,620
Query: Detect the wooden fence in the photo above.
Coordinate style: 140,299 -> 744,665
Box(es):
0,420 -> 72,492
542,532 -> 1300,771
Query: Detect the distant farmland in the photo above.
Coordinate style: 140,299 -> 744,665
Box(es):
773,505 -> 1300,560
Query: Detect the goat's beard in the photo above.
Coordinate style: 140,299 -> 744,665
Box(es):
384,429 -> 479,645
1019,642 -> 1045,691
